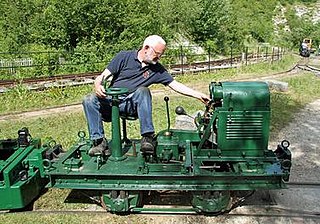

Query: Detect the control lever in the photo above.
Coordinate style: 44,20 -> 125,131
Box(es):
164,96 -> 170,133
175,106 -> 193,119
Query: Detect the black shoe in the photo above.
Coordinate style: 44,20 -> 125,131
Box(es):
89,138 -> 111,156
141,135 -> 155,154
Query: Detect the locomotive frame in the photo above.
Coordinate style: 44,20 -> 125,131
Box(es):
0,81 -> 291,214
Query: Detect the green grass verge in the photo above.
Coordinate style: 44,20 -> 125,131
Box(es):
0,84 -> 93,114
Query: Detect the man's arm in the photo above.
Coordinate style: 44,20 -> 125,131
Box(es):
94,68 -> 112,98
168,80 -> 210,104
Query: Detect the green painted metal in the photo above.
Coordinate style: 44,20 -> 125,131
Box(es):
0,131 -> 51,210
45,128 -> 286,191
101,191 -> 141,213
43,82 -> 290,213
106,87 -> 129,161
209,81 -> 270,154
0,81 -> 292,214
192,191 -> 231,213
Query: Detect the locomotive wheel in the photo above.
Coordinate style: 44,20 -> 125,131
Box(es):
100,191 -> 143,213
191,191 -> 231,214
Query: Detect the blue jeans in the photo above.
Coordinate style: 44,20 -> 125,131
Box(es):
82,87 -> 154,140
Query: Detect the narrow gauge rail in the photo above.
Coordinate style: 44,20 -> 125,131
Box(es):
0,71 -> 100,88
297,64 -> 320,74
4,207 -> 320,219
0,57 -> 237,88
3,181 -> 319,217
287,181 -> 320,188
0,58 -> 311,121
0,60 -> 304,121
3,181 -> 320,217
0,53 -> 280,93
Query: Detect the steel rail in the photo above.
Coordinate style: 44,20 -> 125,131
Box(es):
3,204 -> 320,219
0,71 -> 100,87
0,53 -> 280,90
287,181 -> 320,188
1,181 -> 320,216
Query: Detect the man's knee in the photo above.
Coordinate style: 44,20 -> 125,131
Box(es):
82,94 -> 97,107
136,87 -> 151,95
135,87 -> 152,101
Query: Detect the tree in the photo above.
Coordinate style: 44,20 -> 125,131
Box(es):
0,0 -> 40,52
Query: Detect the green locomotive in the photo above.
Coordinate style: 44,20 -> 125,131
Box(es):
0,81 -> 291,214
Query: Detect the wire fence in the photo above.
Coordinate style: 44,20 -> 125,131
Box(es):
0,45 -> 287,80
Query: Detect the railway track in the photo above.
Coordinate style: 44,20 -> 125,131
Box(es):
5,208 -> 319,219
297,64 -> 320,75
0,71 -> 100,93
0,59 -> 312,121
2,181 -> 319,219
0,54 -> 278,93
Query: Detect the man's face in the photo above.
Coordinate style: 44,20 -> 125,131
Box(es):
144,44 -> 165,65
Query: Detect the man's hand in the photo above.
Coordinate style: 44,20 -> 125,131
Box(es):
95,82 -> 106,98
94,68 -> 112,98
168,80 -> 211,105
200,94 -> 211,105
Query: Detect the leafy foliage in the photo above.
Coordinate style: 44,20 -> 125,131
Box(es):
0,0 -> 319,66
282,4 -> 320,48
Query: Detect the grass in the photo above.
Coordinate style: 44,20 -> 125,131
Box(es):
0,53 -> 320,223
0,84 -> 93,115
270,73 -> 320,138
0,94 -> 203,147
0,212 -> 153,224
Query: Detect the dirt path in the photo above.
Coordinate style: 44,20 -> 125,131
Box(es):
269,99 -> 320,213
0,104 -> 83,122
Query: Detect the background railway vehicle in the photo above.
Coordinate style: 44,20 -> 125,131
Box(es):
0,81 -> 292,214
299,38 -> 315,57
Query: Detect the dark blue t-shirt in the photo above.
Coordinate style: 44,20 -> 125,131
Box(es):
107,50 -> 174,93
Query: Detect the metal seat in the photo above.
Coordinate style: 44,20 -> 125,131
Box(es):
120,113 -> 138,144
101,113 -> 138,144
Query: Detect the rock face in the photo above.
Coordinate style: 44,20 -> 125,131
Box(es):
295,3 -> 320,23
273,3 -> 320,36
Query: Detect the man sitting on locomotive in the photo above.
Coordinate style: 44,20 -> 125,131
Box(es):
83,35 -> 210,156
